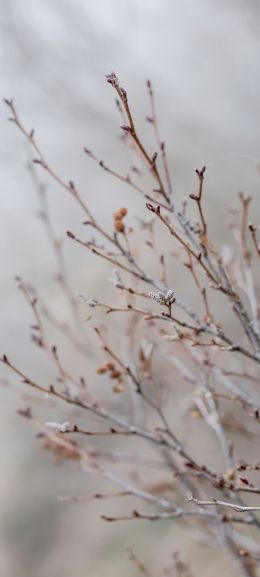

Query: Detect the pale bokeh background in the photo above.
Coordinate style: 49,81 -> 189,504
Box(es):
1,1 -> 260,575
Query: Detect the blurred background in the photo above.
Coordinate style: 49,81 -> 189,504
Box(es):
1,1 -> 260,575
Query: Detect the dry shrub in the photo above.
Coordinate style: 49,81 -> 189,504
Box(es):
2,73 -> 260,576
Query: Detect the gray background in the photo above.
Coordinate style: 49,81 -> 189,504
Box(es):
1,1 -> 260,575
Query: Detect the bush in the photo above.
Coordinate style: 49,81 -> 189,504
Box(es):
2,72 -> 260,576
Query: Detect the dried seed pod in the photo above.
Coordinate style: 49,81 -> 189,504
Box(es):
96,366 -> 107,374
106,362 -> 115,370
114,220 -> 125,233
113,383 -> 125,393
110,369 -> 121,379
113,212 -> 122,221
118,207 -> 127,218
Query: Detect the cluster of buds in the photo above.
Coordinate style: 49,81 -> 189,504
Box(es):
96,361 -> 125,393
149,289 -> 175,307
105,71 -> 119,88
113,207 -> 127,233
